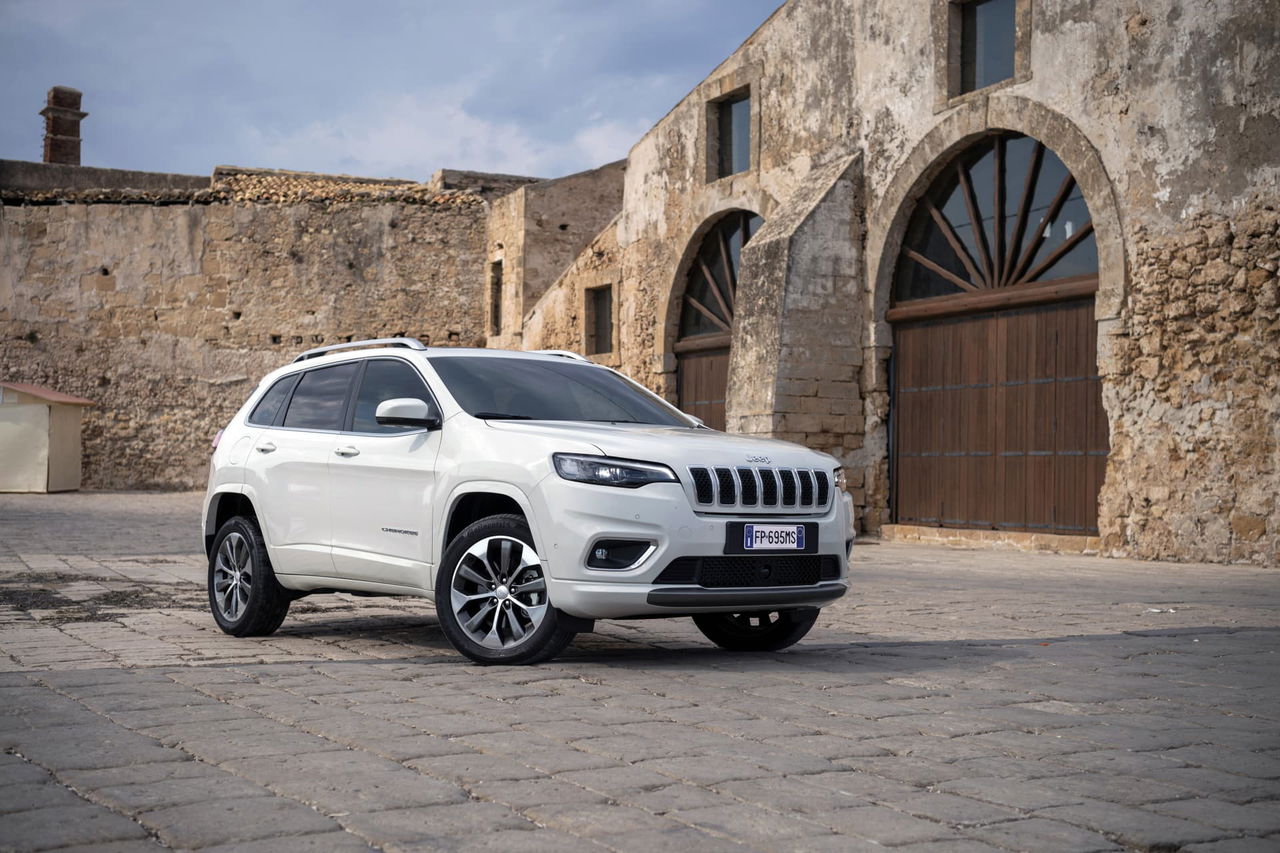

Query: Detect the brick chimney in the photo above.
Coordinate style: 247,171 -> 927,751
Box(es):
40,86 -> 87,166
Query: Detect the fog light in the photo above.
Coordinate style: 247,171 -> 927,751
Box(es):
586,539 -> 653,570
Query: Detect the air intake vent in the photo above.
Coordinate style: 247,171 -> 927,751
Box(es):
714,468 -> 736,505
798,470 -> 814,505
736,468 -> 758,505
759,469 -> 779,506
779,469 -> 797,506
815,470 -> 830,506
691,467 -> 714,504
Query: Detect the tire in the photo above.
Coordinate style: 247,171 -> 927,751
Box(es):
693,608 -> 819,652
208,515 -> 291,637
435,514 -> 576,665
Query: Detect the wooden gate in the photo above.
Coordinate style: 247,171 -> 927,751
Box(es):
892,297 -> 1108,534
676,343 -> 730,431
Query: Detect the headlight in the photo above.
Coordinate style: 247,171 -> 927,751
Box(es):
553,453 -> 678,488
834,467 -> 849,491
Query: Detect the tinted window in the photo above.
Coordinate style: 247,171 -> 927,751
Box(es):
247,375 -> 297,426
281,363 -> 357,431
430,357 -> 689,426
352,359 -> 436,433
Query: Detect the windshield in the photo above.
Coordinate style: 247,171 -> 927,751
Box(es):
429,356 -> 692,426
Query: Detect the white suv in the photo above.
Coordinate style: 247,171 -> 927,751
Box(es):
203,338 -> 852,664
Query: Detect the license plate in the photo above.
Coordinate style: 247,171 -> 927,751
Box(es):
743,524 -> 805,550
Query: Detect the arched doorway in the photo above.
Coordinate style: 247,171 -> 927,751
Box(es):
674,210 -> 762,430
890,132 -> 1108,534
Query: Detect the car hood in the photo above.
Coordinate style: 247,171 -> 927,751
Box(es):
485,420 -> 836,470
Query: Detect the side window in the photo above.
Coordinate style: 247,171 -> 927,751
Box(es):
247,375 -> 297,426
352,359 -> 436,434
281,363 -> 358,431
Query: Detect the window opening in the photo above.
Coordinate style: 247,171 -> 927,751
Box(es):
586,285 -> 613,355
715,91 -> 751,178
959,0 -> 1017,93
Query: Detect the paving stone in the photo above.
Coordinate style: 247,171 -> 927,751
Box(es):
812,804 -> 956,845
339,802 -> 533,845
199,832 -> 377,852
140,795 -> 339,848
405,751 -> 547,784
1148,798 -> 1280,835
937,775 -> 1086,810
1161,746 -> 1280,779
715,775 -> 870,813
593,826 -> 761,853
469,777 -> 608,809
1046,771 -> 1204,805
8,723 -> 186,771
671,802 -> 829,842
0,781 -> 91,814
1038,799 -> 1229,848
88,773 -> 272,814
442,828 -> 605,853
1184,839 -> 1280,853
0,803 -> 150,851
881,791 -> 1024,826
524,802 -> 684,837
620,782 -> 737,813
633,754 -> 771,785
965,817 -> 1123,852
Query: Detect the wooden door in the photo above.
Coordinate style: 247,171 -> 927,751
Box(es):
677,348 -> 730,431
892,298 -> 1107,534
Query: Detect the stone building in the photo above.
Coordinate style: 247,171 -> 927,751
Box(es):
507,0 -> 1280,566
3,0 -> 1278,565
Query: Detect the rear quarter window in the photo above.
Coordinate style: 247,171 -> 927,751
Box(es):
246,375 -> 298,426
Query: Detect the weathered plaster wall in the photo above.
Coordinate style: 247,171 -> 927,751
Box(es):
0,195 -> 487,489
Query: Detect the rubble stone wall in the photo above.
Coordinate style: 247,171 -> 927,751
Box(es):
0,195 -> 487,489
1100,202 -> 1280,565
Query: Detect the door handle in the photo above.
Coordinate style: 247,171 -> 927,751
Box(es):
256,442 -> 276,454
334,446 -> 360,458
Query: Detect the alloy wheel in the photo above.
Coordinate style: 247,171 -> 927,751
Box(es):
450,535 -> 547,649
213,531 -> 252,621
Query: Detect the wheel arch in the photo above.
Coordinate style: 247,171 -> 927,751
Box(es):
204,487 -> 260,557
438,483 -> 535,565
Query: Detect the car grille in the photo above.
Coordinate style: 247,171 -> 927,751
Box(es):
687,466 -> 832,513
655,555 -> 840,588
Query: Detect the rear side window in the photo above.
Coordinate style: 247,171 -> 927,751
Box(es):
247,375 -> 298,426
282,363 -> 358,431
352,359 -> 437,433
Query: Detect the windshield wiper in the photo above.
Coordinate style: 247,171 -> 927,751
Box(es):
472,412 -> 535,420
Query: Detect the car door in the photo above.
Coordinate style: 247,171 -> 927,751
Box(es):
329,358 -> 443,589
246,361 -> 358,578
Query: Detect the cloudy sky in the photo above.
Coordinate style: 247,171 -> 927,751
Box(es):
1,0 -> 782,181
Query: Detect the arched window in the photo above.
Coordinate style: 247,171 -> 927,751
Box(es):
895,132 -> 1097,303
674,210 -> 763,430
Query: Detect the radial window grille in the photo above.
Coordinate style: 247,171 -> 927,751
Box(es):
679,210 -> 763,338
895,133 -> 1097,303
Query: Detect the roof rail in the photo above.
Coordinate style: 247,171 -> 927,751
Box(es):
532,349 -> 590,362
292,337 -> 428,363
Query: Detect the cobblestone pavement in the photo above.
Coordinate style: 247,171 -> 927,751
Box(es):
1,491 -> 1278,852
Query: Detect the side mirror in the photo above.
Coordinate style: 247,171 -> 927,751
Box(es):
375,398 -> 441,429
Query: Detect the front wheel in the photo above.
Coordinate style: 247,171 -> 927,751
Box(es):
435,514 -> 577,665
693,608 -> 819,651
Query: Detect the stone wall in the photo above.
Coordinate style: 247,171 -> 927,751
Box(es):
521,219 -> 622,367
1,187 -> 487,489
1100,201 -> 1280,565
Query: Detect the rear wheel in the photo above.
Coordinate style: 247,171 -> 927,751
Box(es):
435,514 -> 577,665
208,515 -> 291,637
693,608 -> 819,651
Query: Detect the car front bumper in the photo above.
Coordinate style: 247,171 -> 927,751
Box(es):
529,476 -> 853,619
